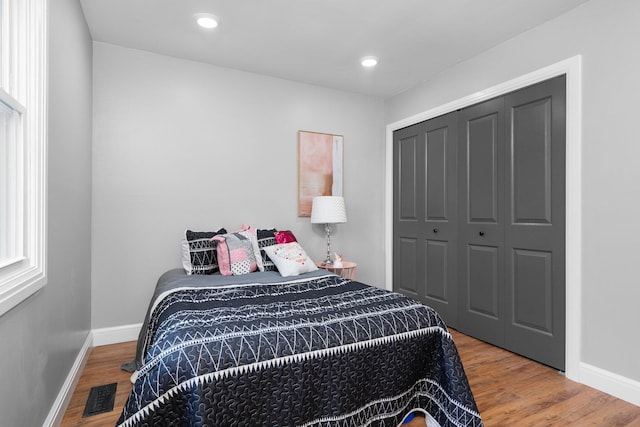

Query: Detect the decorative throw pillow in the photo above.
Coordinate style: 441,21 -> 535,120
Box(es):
181,228 -> 227,275
263,242 -> 318,277
274,230 -> 297,244
256,228 -> 278,272
243,225 -> 265,272
212,225 -> 260,276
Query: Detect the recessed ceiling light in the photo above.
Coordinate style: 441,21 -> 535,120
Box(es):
195,13 -> 219,29
361,56 -> 378,68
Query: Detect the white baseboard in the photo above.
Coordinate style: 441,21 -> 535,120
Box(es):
92,323 -> 142,346
580,362 -> 640,406
43,331 -> 93,427
44,324 -> 142,426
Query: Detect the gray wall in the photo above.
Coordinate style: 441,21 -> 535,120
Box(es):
91,42 -> 385,329
385,0 -> 640,382
0,0 -> 93,426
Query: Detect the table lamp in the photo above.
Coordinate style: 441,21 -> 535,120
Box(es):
310,196 -> 347,266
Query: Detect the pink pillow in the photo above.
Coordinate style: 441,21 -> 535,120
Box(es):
212,228 -> 258,276
274,230 -> 297,244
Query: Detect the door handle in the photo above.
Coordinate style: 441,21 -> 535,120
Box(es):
433,227 -> 439,233
479,231 -> 485,236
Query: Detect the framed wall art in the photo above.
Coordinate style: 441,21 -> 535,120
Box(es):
297,130 -> 344,217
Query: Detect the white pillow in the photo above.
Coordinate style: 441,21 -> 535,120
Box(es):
263,242 -> 318,277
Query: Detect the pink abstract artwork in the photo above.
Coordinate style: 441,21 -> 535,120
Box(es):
298,131 -> 343,216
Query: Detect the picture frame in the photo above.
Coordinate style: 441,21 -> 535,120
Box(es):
297,130 -> 344,217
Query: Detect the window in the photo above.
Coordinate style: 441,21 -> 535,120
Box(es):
0,0 -> 47,316
0,94 -> 24,267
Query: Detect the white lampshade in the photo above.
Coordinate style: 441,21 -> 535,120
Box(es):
310,196 -> 347,224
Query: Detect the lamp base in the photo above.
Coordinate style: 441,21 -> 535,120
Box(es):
323,223 -> 333,267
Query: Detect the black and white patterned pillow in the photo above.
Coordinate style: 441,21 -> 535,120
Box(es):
181,228 -> 227,275
256,229 -> 278,272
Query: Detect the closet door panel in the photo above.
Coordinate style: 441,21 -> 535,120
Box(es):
422,113 -> 458,325
468,114 -> 500,223
511,248 -> 553,333
398,136 -> 419,221
458,97 -> 505,346
426,126 -> 448,220
504,75 -> 566,370
393,112 -> 458,327
511,97 -> 552,224
397,237 -> 419,299
394,127 -> 424,304
425,240 -> 447,302
467,244 -> 500,319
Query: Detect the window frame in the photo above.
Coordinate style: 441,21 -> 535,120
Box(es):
0,0 -> 47,317
0,90 -> 25,268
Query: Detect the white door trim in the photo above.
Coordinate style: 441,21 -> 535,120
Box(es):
384,55 -> 582,382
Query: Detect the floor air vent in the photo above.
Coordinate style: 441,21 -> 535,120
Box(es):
83,382 -> 117,417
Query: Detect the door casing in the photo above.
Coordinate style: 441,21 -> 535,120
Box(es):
384,56 -> 582,381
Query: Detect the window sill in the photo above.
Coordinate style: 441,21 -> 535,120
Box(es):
0,263 -> 46,317
0,255 -> 27,270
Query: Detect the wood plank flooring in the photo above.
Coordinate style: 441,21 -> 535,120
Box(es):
61,330 -> 640,426
61,341 -> 136,427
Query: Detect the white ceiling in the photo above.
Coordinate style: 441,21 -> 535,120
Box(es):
79,0 -> 590,98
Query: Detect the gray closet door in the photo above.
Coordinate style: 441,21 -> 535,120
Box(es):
393,112 -> 458,326
458,77 -> 566,370
393,76 -> 566,371
504,76 -> 566,370
457,97 -> 506,345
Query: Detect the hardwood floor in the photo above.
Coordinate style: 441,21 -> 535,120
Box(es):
451,330 -> 640,426
61,330 -> 640,426
61,341 -> 136,427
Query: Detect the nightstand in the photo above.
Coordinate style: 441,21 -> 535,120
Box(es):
315,261 -> 357,280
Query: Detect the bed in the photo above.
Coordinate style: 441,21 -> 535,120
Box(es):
117,266 -> 482,426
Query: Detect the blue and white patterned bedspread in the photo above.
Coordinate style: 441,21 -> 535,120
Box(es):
117,271 -> 482,426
